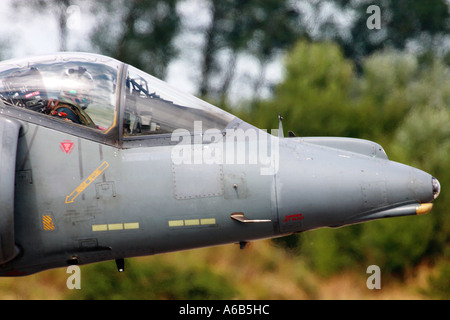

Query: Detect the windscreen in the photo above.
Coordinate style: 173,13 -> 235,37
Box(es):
123,66 -> 234,136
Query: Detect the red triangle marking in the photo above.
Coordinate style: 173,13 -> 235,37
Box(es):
60,140 -> 74,154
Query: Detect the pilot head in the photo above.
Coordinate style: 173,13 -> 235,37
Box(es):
61,66 -> 94,109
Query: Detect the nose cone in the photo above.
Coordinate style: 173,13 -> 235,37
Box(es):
404,166 -> 436,204
432,177 -> 441,200
275,140 -> 440,233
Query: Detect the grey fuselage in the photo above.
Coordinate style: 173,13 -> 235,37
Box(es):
0,115 -> 437,276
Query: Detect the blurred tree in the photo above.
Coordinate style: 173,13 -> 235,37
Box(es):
68,258 -> 236,300
246,41 -> 444,144
196,0 -> 448,105
12,0 -> 83,51
425,257 -> 450,299
331,0 -> 450,66
355,50 -> 420,145
90,0 -> 180,79
245,0 -> 304,101
360,215 -> 435,275
196,0 -> 301,104
299,225 -> 365,277
247,40 -> 357,137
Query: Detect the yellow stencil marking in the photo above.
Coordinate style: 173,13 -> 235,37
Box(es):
168,220 -> 184,227
66,161 -> 109,203
168,218 -> 216,227
124,222 -> 140,230
108,223 -> 123,231
42,215 -> 55,231
184,219 -> 200,226
92,224 -> 108,232
201,218 -> 216,225
92,222 -> 140,232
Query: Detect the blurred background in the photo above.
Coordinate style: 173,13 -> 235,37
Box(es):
0,0 -> 449,299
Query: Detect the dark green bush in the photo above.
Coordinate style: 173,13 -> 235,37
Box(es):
67,258 -> 236,300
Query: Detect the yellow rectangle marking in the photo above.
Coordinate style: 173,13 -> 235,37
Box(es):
168,220 -> 184,227
93,222 -> 140,231
184,219 -> 200,226
201,218 -> 216,225
169,218 -> 216,228
124,222 -> 140,230
92,224 -> 107,232
108,223 -> 123,231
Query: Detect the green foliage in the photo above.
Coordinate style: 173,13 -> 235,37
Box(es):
300,216 -> 437,277
360,217 -> 435,275
249,41 -> 357,136
356,51 -> 419,143
247,41 -> 427,142
68,258 -> 236,300
299,226 -> 364,277
425,253 -> 450,299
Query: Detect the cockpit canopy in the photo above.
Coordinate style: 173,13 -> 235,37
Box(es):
0,52 -> 234,139
123,65 -> 234,136
0,53 -> 119,131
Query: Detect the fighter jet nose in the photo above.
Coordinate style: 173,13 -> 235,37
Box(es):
432,177 -> 441,200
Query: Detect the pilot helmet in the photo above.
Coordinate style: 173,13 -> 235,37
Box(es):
61,66 -> 94,109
